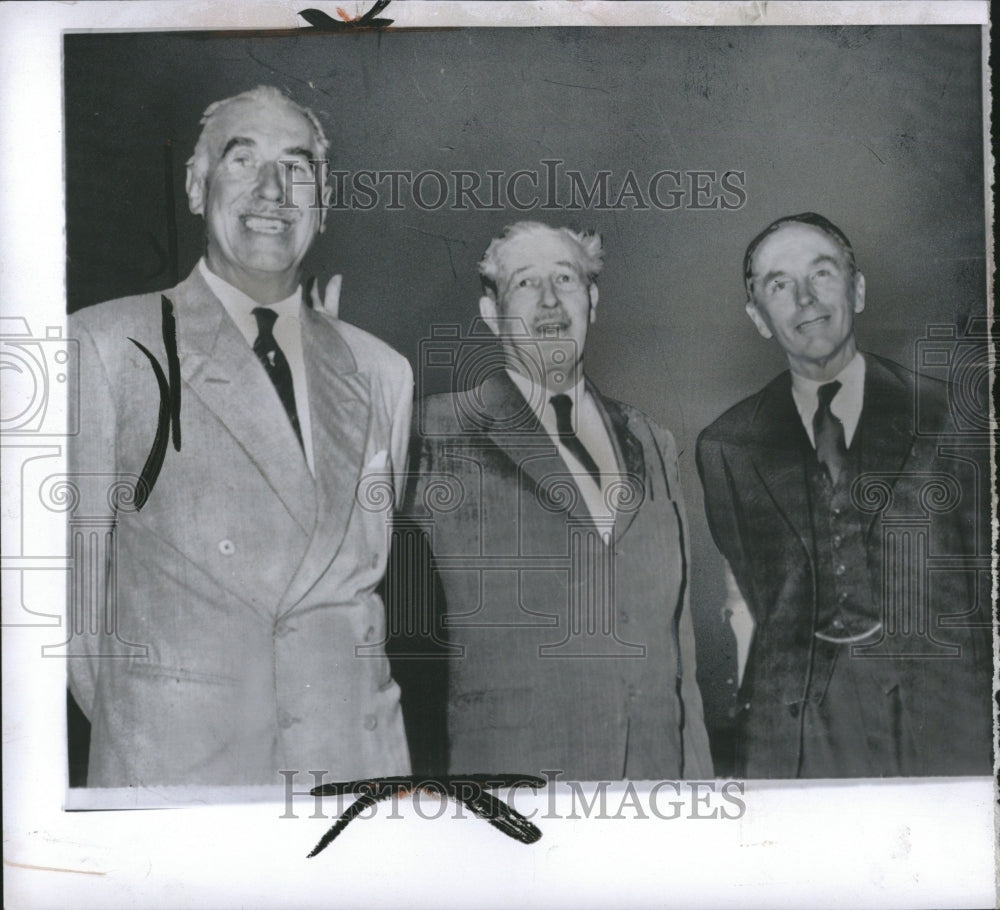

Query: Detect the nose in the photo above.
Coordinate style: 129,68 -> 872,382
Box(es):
794,278 -> 816,308
539,278 -> 559,307
254,160 -> 283,202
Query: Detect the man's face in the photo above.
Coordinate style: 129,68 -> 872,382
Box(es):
745,222 -> 865,380
479,230 -> 598,390
187,96 -> 326,295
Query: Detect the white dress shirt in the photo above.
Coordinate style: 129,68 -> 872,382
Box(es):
506,368 -> 620,531
724,352 -> 868,683
790,351 -> 866,448
199,258 -> 315,474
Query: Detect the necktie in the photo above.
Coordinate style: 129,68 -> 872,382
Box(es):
252,307 -> 303,449
813,380 -> 847,484
550,393 -> 602,488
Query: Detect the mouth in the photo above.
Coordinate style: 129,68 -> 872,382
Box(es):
534,320 -> 571,337
241,214 -> 296,235
796,315 -> 830,332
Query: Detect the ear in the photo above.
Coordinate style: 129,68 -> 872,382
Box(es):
588,283 -> 599,323
852,271 -> 866,314
185,165 -> 205,216
479,294 -> 500,335
745,299 -> 773,339
317,164 -> 333,234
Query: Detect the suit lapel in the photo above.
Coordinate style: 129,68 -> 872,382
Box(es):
278,307 -> 372,610
477,371 -> 591,520
592,386 -> 646,542
858,357 -> 918,534
746,374 -> 815,560
172,269 -> 316,533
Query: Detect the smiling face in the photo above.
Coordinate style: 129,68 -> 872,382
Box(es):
745,222 -> 866,380
186,95 -> 328,304
479,229 -> 598,392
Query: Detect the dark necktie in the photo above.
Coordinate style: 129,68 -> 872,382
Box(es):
252,306 -> 303,449
813,380 -> 847,484
550,393 -> 601,488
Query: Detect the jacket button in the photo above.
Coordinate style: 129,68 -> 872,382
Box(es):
363,714 -> 378,731
218,539 -> 235,556
834,563 -> 846,576
832,534 -> 842,548
274,621 -> 296,638
788,703 -> 800,718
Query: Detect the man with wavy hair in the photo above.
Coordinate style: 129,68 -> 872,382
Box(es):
395,221 -> 712,780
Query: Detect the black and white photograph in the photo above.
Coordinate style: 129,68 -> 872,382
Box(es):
2,2 -> 995,908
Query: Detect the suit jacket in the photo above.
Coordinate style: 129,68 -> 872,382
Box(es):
397,370 -> 713,780
696,354 -> 992,777
68,266 -> 413,787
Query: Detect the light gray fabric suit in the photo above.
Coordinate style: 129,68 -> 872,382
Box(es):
68,267 -> 412,787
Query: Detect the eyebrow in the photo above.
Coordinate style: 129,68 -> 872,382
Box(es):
220,139 -> 316,160
507,260 -> 579,279
756,255 -> 843,287
221,137 -> 255,156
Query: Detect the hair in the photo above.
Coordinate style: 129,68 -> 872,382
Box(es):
742,212 -> 856,297
478,221 -> 604,298
185,85 -> 330,191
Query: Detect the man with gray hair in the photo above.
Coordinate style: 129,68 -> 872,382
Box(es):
395,221 -> 712,780
68,86 -> 413,787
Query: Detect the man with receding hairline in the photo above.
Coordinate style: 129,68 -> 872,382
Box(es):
69,86 -> 413,787
395,221 -> 712,780
696,212 -> 991,778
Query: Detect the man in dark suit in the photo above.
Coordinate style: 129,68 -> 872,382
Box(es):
696,212 -> 992,778
68,86 -> 412,787
395,221 -> 712,780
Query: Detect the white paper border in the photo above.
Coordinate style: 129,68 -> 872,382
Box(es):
2,3 -> 995,908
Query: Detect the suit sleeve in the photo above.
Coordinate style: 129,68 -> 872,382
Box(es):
695,433 -> 754,618
387,356 -> 414,507
659,427 -> 714,778
66,316 -> 119,718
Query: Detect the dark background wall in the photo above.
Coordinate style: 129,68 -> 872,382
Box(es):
64,26 -> 986,774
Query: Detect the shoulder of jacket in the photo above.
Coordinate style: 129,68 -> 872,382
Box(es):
319,316 -> 411,378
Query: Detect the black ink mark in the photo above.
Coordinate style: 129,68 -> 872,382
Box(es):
127,296 -> 182,510
307,775 -> 545,857
298,1 -> 394,31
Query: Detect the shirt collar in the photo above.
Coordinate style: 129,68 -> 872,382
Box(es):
505,367 -> 587,430
790,351 -> 866,447
198,258 -> 302,340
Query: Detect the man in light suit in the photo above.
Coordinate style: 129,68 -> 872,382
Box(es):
395,222 -> 712,780
68,86 -> 412,787
696,213 -> 992,778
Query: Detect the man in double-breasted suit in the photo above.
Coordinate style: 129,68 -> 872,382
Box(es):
68,86 -> 412,787
395,222 -> 712,780
696,213 -> 992,778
